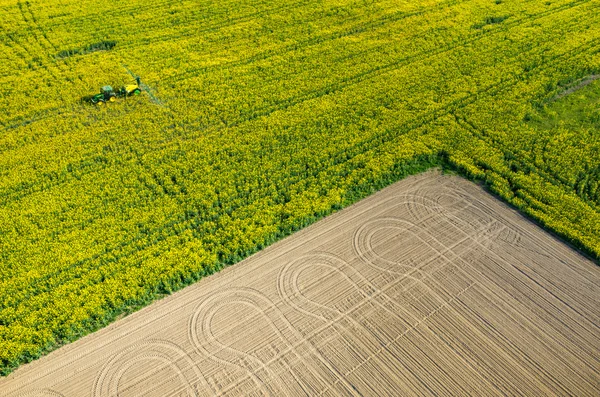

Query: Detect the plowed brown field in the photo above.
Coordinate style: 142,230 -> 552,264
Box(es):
2,171 -> 599,396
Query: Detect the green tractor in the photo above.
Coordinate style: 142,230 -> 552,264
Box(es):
90,77 -> 142,105
91,85 -> 117,105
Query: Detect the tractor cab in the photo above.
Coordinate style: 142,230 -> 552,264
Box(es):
101,86 -> 115,96
101,86 -> 118,101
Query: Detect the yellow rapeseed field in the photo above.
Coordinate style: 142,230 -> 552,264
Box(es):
0,0 -> 599,374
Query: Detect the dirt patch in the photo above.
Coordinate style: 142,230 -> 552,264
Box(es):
1,171 -> 598,396
56,40 -> 117,59
553,74 -> 600,100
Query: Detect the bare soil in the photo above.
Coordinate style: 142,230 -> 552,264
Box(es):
553,74 -> 600,100
2,170 -> 598,396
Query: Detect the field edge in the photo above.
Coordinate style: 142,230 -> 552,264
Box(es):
2,151 -> 598,377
